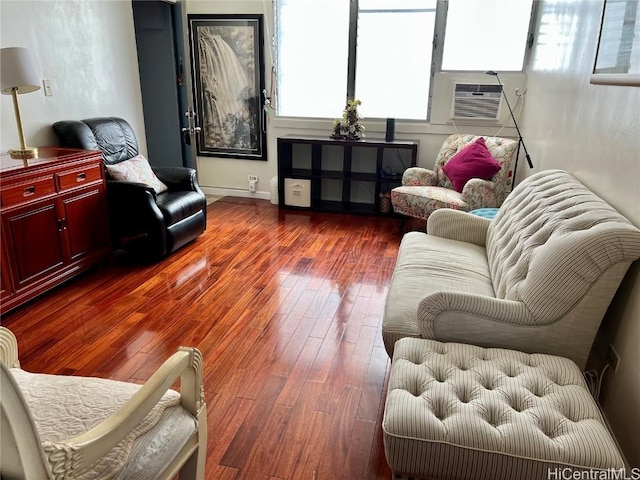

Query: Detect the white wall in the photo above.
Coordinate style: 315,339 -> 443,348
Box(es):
187,0 -> 273,199
522,0 -> 640,466
187,0 -> 522,199
0,1 -> 146,154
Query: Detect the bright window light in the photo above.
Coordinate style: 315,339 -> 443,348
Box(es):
594,0 -> 640,75
355,0 -> 436,119
276,0 -> 349,118
275,0 -> 536,120
442,0 -> 534,71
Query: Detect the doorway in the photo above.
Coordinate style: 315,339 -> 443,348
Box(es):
132,0 -> 195,169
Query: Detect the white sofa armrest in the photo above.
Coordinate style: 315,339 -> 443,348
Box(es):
427,209 -> 491,247
415,290 -> 599,366
417,292 -> 532,339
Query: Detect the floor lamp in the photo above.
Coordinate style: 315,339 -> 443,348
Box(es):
1,47 -> 41,159
485,71 -> 533,190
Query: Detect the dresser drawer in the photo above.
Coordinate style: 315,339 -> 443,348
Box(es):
1,176 -> 56,208
56,164 -> 103,192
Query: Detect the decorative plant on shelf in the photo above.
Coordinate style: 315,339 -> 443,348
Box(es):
330,99 -> 365,140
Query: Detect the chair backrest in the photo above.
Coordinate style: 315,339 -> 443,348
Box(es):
487,169 -> 640,318
0,325 -> 207,480
433,134 -> 517,203
53,117 -> 139,165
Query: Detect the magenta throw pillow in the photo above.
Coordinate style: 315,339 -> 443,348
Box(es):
442,137 -> 502,192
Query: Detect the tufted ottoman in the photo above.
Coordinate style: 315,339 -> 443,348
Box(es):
383,338 -> 625,480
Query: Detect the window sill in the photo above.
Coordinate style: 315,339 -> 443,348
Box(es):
269,116 -> 507,136
590,73 -> 640,87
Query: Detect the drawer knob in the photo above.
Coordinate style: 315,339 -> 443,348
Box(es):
77,172 -> 87,182
23,186 -> 36,197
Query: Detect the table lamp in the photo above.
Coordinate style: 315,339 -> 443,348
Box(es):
1,47 -> 41,159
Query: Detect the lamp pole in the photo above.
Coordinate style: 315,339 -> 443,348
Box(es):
1,47 -> 41,160
10,87 -> 29,153
485,71 -> 533,190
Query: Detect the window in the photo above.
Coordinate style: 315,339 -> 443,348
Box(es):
275,0 -> 350,118
441,0 -> 534,71
591,0 -> 640,86
355,0 -> 436,119
275,0 -> 536,120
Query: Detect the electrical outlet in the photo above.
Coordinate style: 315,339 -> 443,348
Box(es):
248,175 -> 258,183
607,344 -> 620,373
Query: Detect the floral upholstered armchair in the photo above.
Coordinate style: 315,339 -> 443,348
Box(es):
391,134 -> 518,221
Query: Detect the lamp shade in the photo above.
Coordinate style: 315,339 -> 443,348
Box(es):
1,47 -> 41,95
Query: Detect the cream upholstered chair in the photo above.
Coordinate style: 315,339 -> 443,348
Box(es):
0,327 -> 206,479
390,134 -> 518,221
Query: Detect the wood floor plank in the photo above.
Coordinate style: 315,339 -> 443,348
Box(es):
288,411 -> 335,480
342,295 -> 372,344
206,397 -> 255,467
1,198 -> 399,479
315,325 -> 377,415
306,321 -> 349,385
368,413 -> 394,480
316,386 -> 363,479
210,464 -> 240,480
340,419 -> 378,480
357,346 -> 391,423
308,290 -> 343,340
238,314 -> 291,375
278,289 -> 318,335
275,336 -> 323,407
241,403 -> 294,478
271,315 -> 319,378
206,369 -> 256,432
270,381 -> 325,478
220,374 -> 287,469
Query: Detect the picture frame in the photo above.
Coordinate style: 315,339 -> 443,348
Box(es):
591,0 -> 640,86
188,14 -> 267,160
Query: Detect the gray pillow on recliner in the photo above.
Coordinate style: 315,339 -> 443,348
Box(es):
105,154 -> 168,194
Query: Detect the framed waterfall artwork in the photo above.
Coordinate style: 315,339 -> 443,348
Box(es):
188,14 -> 267,160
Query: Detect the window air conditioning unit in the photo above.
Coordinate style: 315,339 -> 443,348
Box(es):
451,83 -> 502,120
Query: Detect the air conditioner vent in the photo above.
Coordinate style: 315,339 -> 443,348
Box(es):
451,83 -> 502,120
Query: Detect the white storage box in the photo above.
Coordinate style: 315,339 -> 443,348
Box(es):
284,178 -> 311,207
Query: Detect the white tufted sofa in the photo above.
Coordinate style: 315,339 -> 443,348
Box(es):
382,170 -> 640,368
383,338 -> 625,480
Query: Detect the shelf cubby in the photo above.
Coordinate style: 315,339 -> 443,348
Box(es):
278,135 -> 418,216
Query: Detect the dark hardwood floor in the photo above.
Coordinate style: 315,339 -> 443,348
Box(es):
2,197 -> 404,480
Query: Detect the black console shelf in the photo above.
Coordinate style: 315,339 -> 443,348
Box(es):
277,135 -> 418,215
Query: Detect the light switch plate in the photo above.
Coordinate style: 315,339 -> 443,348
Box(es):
43,79 -> 53,96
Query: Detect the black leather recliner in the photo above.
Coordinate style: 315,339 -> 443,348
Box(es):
53,117 -> 206,260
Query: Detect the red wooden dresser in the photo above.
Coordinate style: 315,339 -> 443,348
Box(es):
0,147 -> 110,314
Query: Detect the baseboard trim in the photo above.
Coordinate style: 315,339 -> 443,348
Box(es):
201,186 -> 271,201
